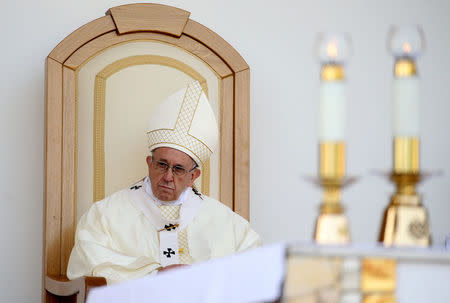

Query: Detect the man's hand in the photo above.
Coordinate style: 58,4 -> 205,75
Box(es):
158,264 -> 189,273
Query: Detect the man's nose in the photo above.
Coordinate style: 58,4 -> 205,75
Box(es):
163,168 -> 174,181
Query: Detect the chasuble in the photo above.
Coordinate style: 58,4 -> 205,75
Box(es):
67,178 -> 261,284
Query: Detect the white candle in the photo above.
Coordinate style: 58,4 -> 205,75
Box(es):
318,81 -> 347,141
392,76 -> 419,136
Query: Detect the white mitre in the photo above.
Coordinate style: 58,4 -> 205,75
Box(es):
147,81 -> 218,166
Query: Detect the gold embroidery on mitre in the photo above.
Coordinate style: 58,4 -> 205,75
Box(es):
147,81 -> 212,164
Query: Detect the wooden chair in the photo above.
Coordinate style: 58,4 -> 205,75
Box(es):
43,3 -> 250,302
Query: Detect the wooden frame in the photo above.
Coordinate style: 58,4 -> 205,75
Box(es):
44,3 -> 250,302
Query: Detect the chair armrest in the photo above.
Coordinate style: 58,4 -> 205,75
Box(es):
45,275 -> 107,303
85,276 -> 107,295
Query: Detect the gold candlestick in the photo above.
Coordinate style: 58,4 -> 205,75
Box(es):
379,25 -> 431,247
379,172 -> 430,246
312,33 -> 354,244
314,141 -> 353,244
379,124 -> 430,246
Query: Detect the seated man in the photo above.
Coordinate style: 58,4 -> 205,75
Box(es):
67,81 -> 261,284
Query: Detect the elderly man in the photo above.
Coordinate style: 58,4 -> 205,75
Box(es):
67,81 -> 261,284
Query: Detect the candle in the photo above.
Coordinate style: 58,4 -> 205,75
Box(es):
388,25 -> 424,173
315,33 -> 351,179
392,75 -> 419,137
389,26 -> 424,137
319,80 -> 347,141
313,33 -> 353,245
316,34 -> 350,141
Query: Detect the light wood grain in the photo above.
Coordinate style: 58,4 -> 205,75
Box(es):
109,3 -> 190,36
64,31 -> 232,78
44,58 -> 63,303
184,20 -> 249,73
49,15 -> 116,64
219,76 -> 234,210
45,275 -> 85,303
44,57 -> 63,277
45,275 -> 106,303
177,34 -> 233,78
61,67 -> 77,275
234,69 -> 250,221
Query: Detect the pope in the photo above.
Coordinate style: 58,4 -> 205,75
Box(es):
67,81 -> 261,284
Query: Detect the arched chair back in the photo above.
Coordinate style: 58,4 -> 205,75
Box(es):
43,4 -> 250,302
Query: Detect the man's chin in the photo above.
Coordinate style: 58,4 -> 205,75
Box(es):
156,190 -> 176,201
158,195 -> 175,202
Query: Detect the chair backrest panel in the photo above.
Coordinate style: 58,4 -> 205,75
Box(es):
76,40 -> 221,220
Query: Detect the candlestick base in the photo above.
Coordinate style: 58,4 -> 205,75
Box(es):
307,176 -> 356,244
378,173 -> 431,247
315,212 -> 350,244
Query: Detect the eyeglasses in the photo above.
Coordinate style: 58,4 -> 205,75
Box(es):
151,159 -> 197,177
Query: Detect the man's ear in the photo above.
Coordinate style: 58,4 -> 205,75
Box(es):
188,168 -> 201,187
146,155 -> 152,167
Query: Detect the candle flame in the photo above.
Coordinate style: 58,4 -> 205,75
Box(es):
326,40 -> 338,59
402,42 -> 412,54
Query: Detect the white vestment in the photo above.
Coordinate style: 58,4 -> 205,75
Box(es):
67,179 -> 261,284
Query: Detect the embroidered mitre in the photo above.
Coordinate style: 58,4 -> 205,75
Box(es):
147,81 -> 218,166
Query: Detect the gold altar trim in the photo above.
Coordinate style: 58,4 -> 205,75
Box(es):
361,258 -> 396,292
93,55 -> 210,202
363,294 -> 396,303
393,137 -> 419,174
361,258 -> 397,303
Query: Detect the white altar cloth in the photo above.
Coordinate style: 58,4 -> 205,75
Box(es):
87,243 -> 286,303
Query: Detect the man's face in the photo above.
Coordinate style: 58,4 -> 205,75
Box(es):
147,147 -> 201,201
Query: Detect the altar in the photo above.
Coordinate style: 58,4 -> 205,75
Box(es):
86,243 -> 450,303
284,243 -> 450,302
